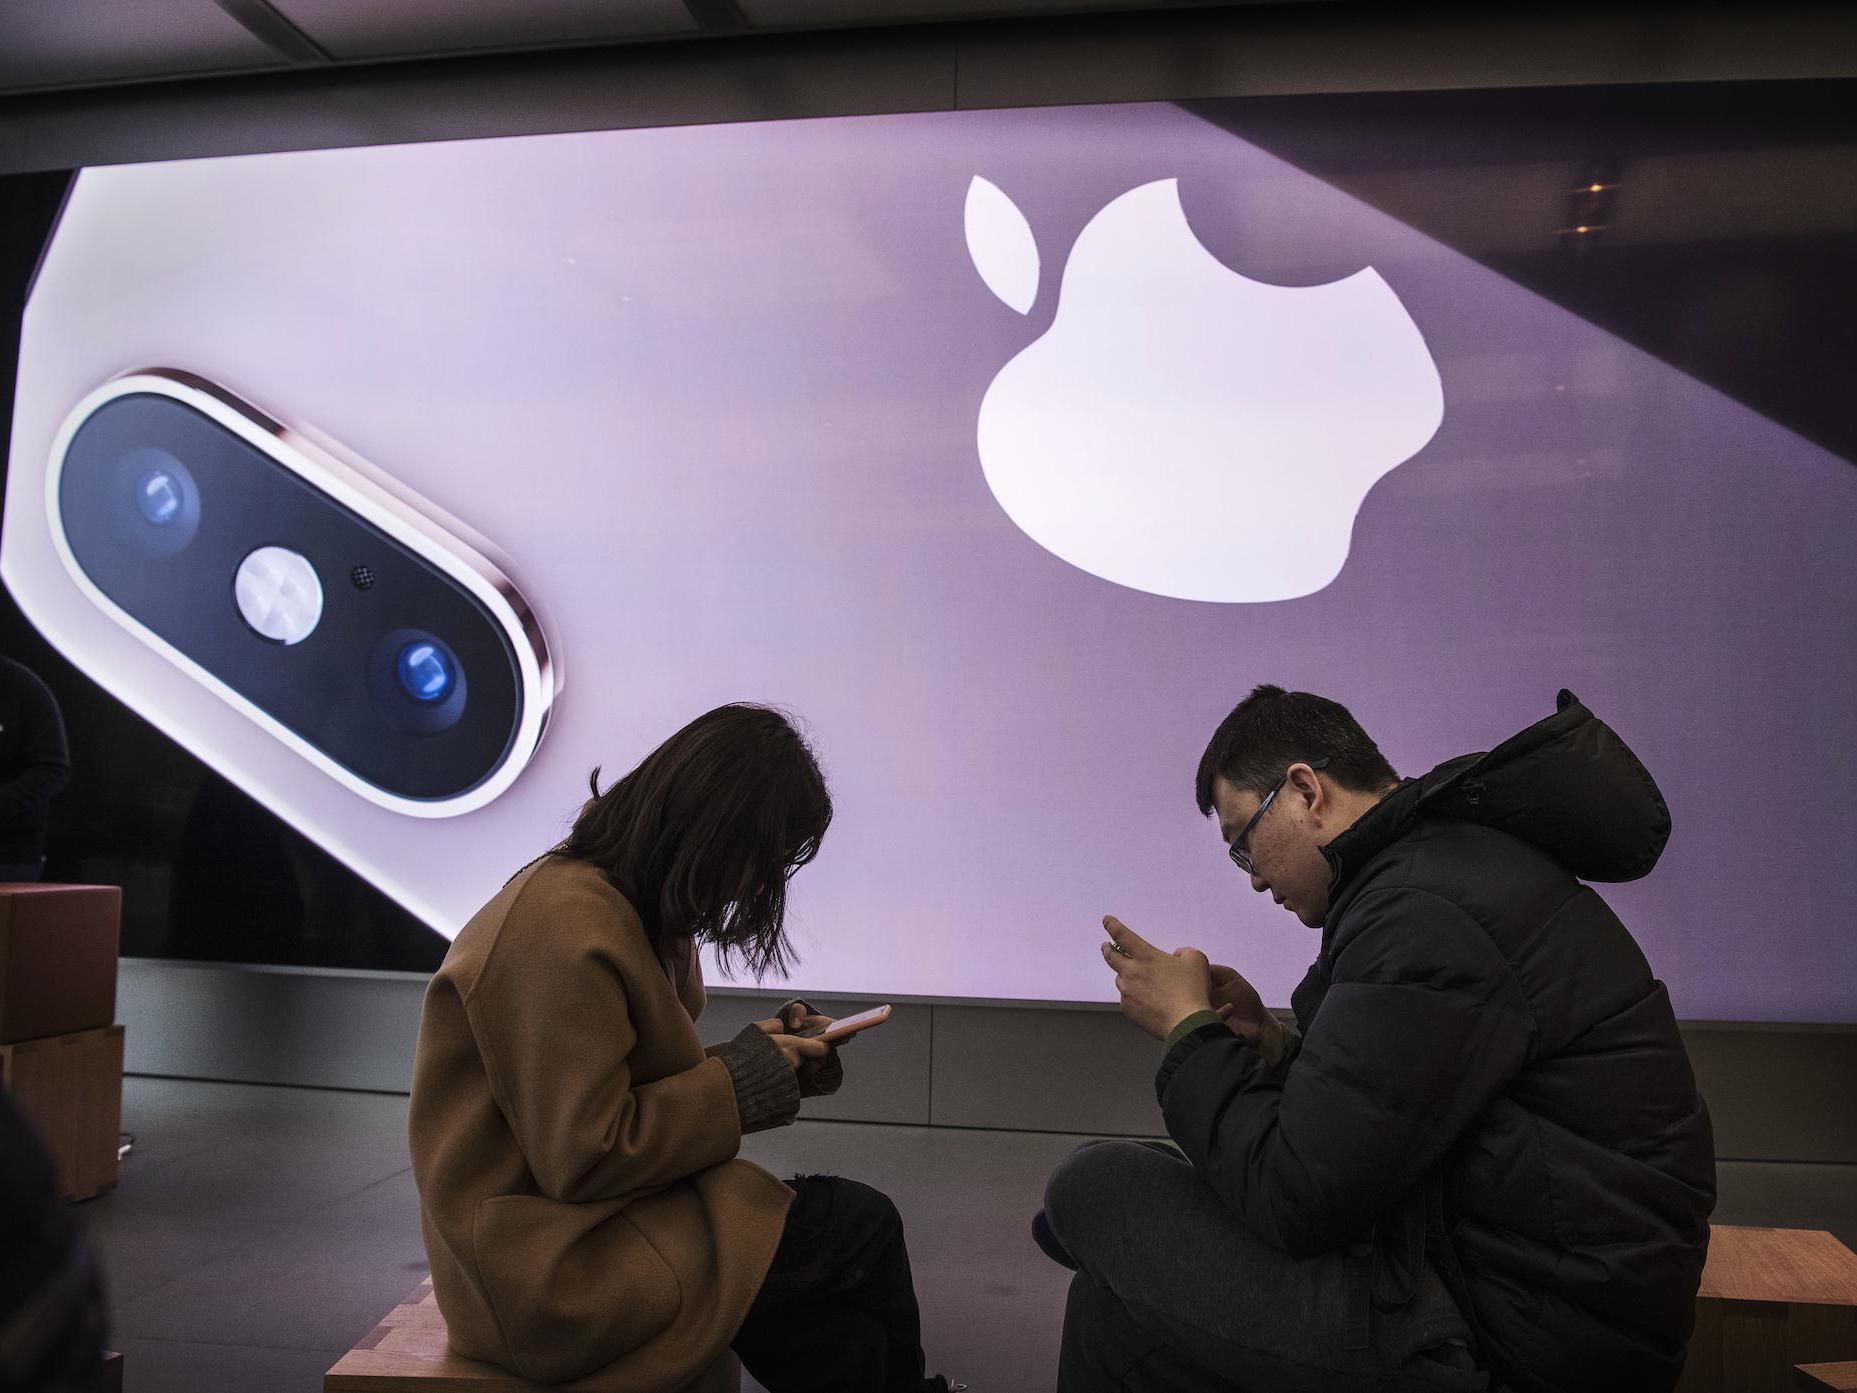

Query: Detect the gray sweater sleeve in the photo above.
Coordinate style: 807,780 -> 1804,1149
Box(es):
776,998 -> 844,1099
717,1024 -> 801,1133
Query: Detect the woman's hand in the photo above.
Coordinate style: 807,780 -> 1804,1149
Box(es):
762,1008 -> 833,1034
755,1000 -> 837,1038
766,1032 -> 832,1072
753,1002 -> 835,1072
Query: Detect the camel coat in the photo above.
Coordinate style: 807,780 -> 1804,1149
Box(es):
407,855 -> 793,1391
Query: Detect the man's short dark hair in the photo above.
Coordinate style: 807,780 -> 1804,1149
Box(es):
1195,685 -> 1399,815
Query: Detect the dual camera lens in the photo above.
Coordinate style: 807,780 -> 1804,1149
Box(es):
112,445 -> 467,732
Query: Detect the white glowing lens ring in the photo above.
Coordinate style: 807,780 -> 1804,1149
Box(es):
235,545 -> 325,645
44,369 -> 556,819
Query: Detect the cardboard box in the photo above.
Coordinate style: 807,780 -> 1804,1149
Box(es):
0,883 -> 121,1044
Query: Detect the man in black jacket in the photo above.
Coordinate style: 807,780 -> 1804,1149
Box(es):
1036,686 -> 1715,1393
0,656 -> 70,883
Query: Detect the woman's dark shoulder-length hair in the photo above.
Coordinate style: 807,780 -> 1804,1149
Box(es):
553,703 -> 831,979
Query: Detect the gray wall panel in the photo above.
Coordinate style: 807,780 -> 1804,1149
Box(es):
119,957 -> 427,1092
116,960 -> 938,1120
929,1003 -> 1165,1136
117,962 -> 1857,1163
1682,1023 -> 1857,1165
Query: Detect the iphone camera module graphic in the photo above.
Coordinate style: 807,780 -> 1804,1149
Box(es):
45,371 -> 554,816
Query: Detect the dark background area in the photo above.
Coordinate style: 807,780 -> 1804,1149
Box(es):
3,76 -> 1852,971
1185,79 -> 1857,470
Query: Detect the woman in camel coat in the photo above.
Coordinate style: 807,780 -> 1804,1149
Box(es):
407,704 -> 957,1393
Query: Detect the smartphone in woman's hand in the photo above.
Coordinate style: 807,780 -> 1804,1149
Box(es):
794,1005 -> 891,1043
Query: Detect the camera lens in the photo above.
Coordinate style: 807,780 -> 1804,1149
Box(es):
369,629 -> 468,736
108,448 -> 201,555
135,469 -> 184,525
396,641 -> 455,703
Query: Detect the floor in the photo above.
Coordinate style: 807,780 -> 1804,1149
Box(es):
72,1076 -> 1857,1393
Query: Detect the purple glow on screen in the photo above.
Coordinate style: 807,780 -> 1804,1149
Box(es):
6,102 -> 1852,1021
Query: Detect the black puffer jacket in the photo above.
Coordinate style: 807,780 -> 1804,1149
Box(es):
1159,692 -> 1716,1393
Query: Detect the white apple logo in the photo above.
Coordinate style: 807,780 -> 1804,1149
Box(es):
966,176 -> 1444,603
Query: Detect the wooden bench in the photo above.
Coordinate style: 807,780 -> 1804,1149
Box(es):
1677,1226 -> 1857,1393
1795,1362 -> 1857,1391
325,1278 -> 740,1393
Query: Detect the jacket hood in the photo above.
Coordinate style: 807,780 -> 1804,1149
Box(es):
1325,690 -> 1672,893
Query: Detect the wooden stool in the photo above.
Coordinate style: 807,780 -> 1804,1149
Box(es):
1677,1226 -> 1857,1393
0,1025 -> 124,1201
1795,1363 -> 1857,1391
325,1278 -> 741,1393
0,884 -> 124,1202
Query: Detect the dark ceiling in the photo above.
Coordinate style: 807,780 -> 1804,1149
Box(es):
0,0 -> 1336,97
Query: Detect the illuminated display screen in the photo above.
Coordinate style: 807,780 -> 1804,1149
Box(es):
5,86 -> 1853,1019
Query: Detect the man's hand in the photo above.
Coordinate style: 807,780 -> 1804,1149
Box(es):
1207,964 -> 1287,1066
1100,915 -> 1216,1040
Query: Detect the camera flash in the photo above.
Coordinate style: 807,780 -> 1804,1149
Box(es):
235,546 -> 324,645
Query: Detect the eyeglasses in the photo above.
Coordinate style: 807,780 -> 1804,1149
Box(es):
1228,758 -> 1329,877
